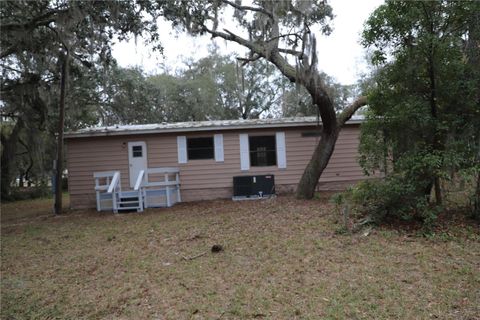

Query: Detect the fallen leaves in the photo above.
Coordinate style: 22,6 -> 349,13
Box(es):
1,195 -> 479,319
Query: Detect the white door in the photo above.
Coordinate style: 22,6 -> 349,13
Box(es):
128,141 -> 148,188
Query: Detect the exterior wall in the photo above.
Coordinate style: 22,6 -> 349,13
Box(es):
66,125 -> 365,209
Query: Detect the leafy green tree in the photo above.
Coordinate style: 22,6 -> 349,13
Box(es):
96,65 -> 162,125
233,58 -> 286,119
1,63 -> 54,199
354,0 -> 480,223
147,52 -> 286,121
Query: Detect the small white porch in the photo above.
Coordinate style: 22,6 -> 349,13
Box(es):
93,167 -> 181,213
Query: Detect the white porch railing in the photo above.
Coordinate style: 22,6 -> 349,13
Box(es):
141,167 -> 181,208
134,169 -> 145,191
94,167 -> 181,213
94,171 -> 121,212
133,169 -> 145,212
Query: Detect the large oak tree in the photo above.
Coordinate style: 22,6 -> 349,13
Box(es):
158,0 -> 367,198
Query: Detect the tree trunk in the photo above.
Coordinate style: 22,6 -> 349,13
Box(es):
201,28 -> 367,199
427,59 -> 443,205
294,93 -> 367,199
24,150 -> 34,187
423,181 -> 433,202
18,172 -> 24,188
296,129 -> 339,199
54,52 -> 69,215
434,177 -> 442,205
1,119 -> 23,200
474,171 -> 480,221
467,9 -> 480,221
425,14 -> 443,206
293,95 -> 366,199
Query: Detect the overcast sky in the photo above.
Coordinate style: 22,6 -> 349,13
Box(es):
113,0 -> 384,85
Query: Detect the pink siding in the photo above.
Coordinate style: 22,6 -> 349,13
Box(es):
66,125 -> 365,209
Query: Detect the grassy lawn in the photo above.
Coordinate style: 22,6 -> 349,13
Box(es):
1,195 -> 479,319
1,193 -> 70,224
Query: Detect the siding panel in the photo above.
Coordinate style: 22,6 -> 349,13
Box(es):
66,125 -> 366,208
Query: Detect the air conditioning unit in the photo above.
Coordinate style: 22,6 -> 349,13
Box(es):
233,175 -> 275,199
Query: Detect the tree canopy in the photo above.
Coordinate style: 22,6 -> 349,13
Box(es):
345,0 -> 480,224
1,0 -> 369,202
157,0 -> 368,198
12,0 -> 475,210
0,0 -> 163,202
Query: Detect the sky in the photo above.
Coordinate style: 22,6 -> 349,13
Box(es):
113,0 -> 384,85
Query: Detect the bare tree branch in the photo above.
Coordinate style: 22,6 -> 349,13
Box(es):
266,33 -> 303,43
237,54 -> 261,66
15,151 -> 29,156
203,20 -> 359,133
0,113 -> 19,119
278,48 -> 303,56
221,0 -> 273,18
0,64 -> 23,74
0,45 -> 18,60
204,26 -> 265,58
1,8 -> 69,32
337,96 -> 368,126
71,52 -> 93,68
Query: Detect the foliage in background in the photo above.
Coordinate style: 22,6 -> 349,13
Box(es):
157,0 -> 368,199
0,0 -> 163,201
0,0 -> 364,202
347,0 -> 480,224
2,39 -> 354,201
281,72 -> 359,117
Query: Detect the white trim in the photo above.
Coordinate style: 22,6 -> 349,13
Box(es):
177,136 -> 187,164
276,132 -> 287,169
93,171 -> 118,178
107,171 -> 120,194
239,134 -> 250,171
146,167 -> 180,174
134,170 -> 145,191
214,134 -> 224,162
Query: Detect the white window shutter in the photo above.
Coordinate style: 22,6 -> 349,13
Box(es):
214,134 -> 224,162
276,132 -> 287,169
239,134 -> 250,171
177,136 -> 187,164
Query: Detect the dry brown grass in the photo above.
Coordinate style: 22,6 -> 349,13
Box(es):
1,195 -> 479,319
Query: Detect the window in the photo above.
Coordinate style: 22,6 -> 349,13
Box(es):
132,145 -> 143,157
249,135 -> 276,166
187,137 -> 214,160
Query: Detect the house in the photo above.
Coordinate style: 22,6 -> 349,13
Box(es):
64,116 -> 366,210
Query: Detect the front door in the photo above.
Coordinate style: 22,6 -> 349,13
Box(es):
128,141 -> 148,188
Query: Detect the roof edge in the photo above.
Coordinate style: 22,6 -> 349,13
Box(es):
65,118 -> 363,139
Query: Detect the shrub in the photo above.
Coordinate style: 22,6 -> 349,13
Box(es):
3,186 -> 51,202
342,176 -> 440,225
